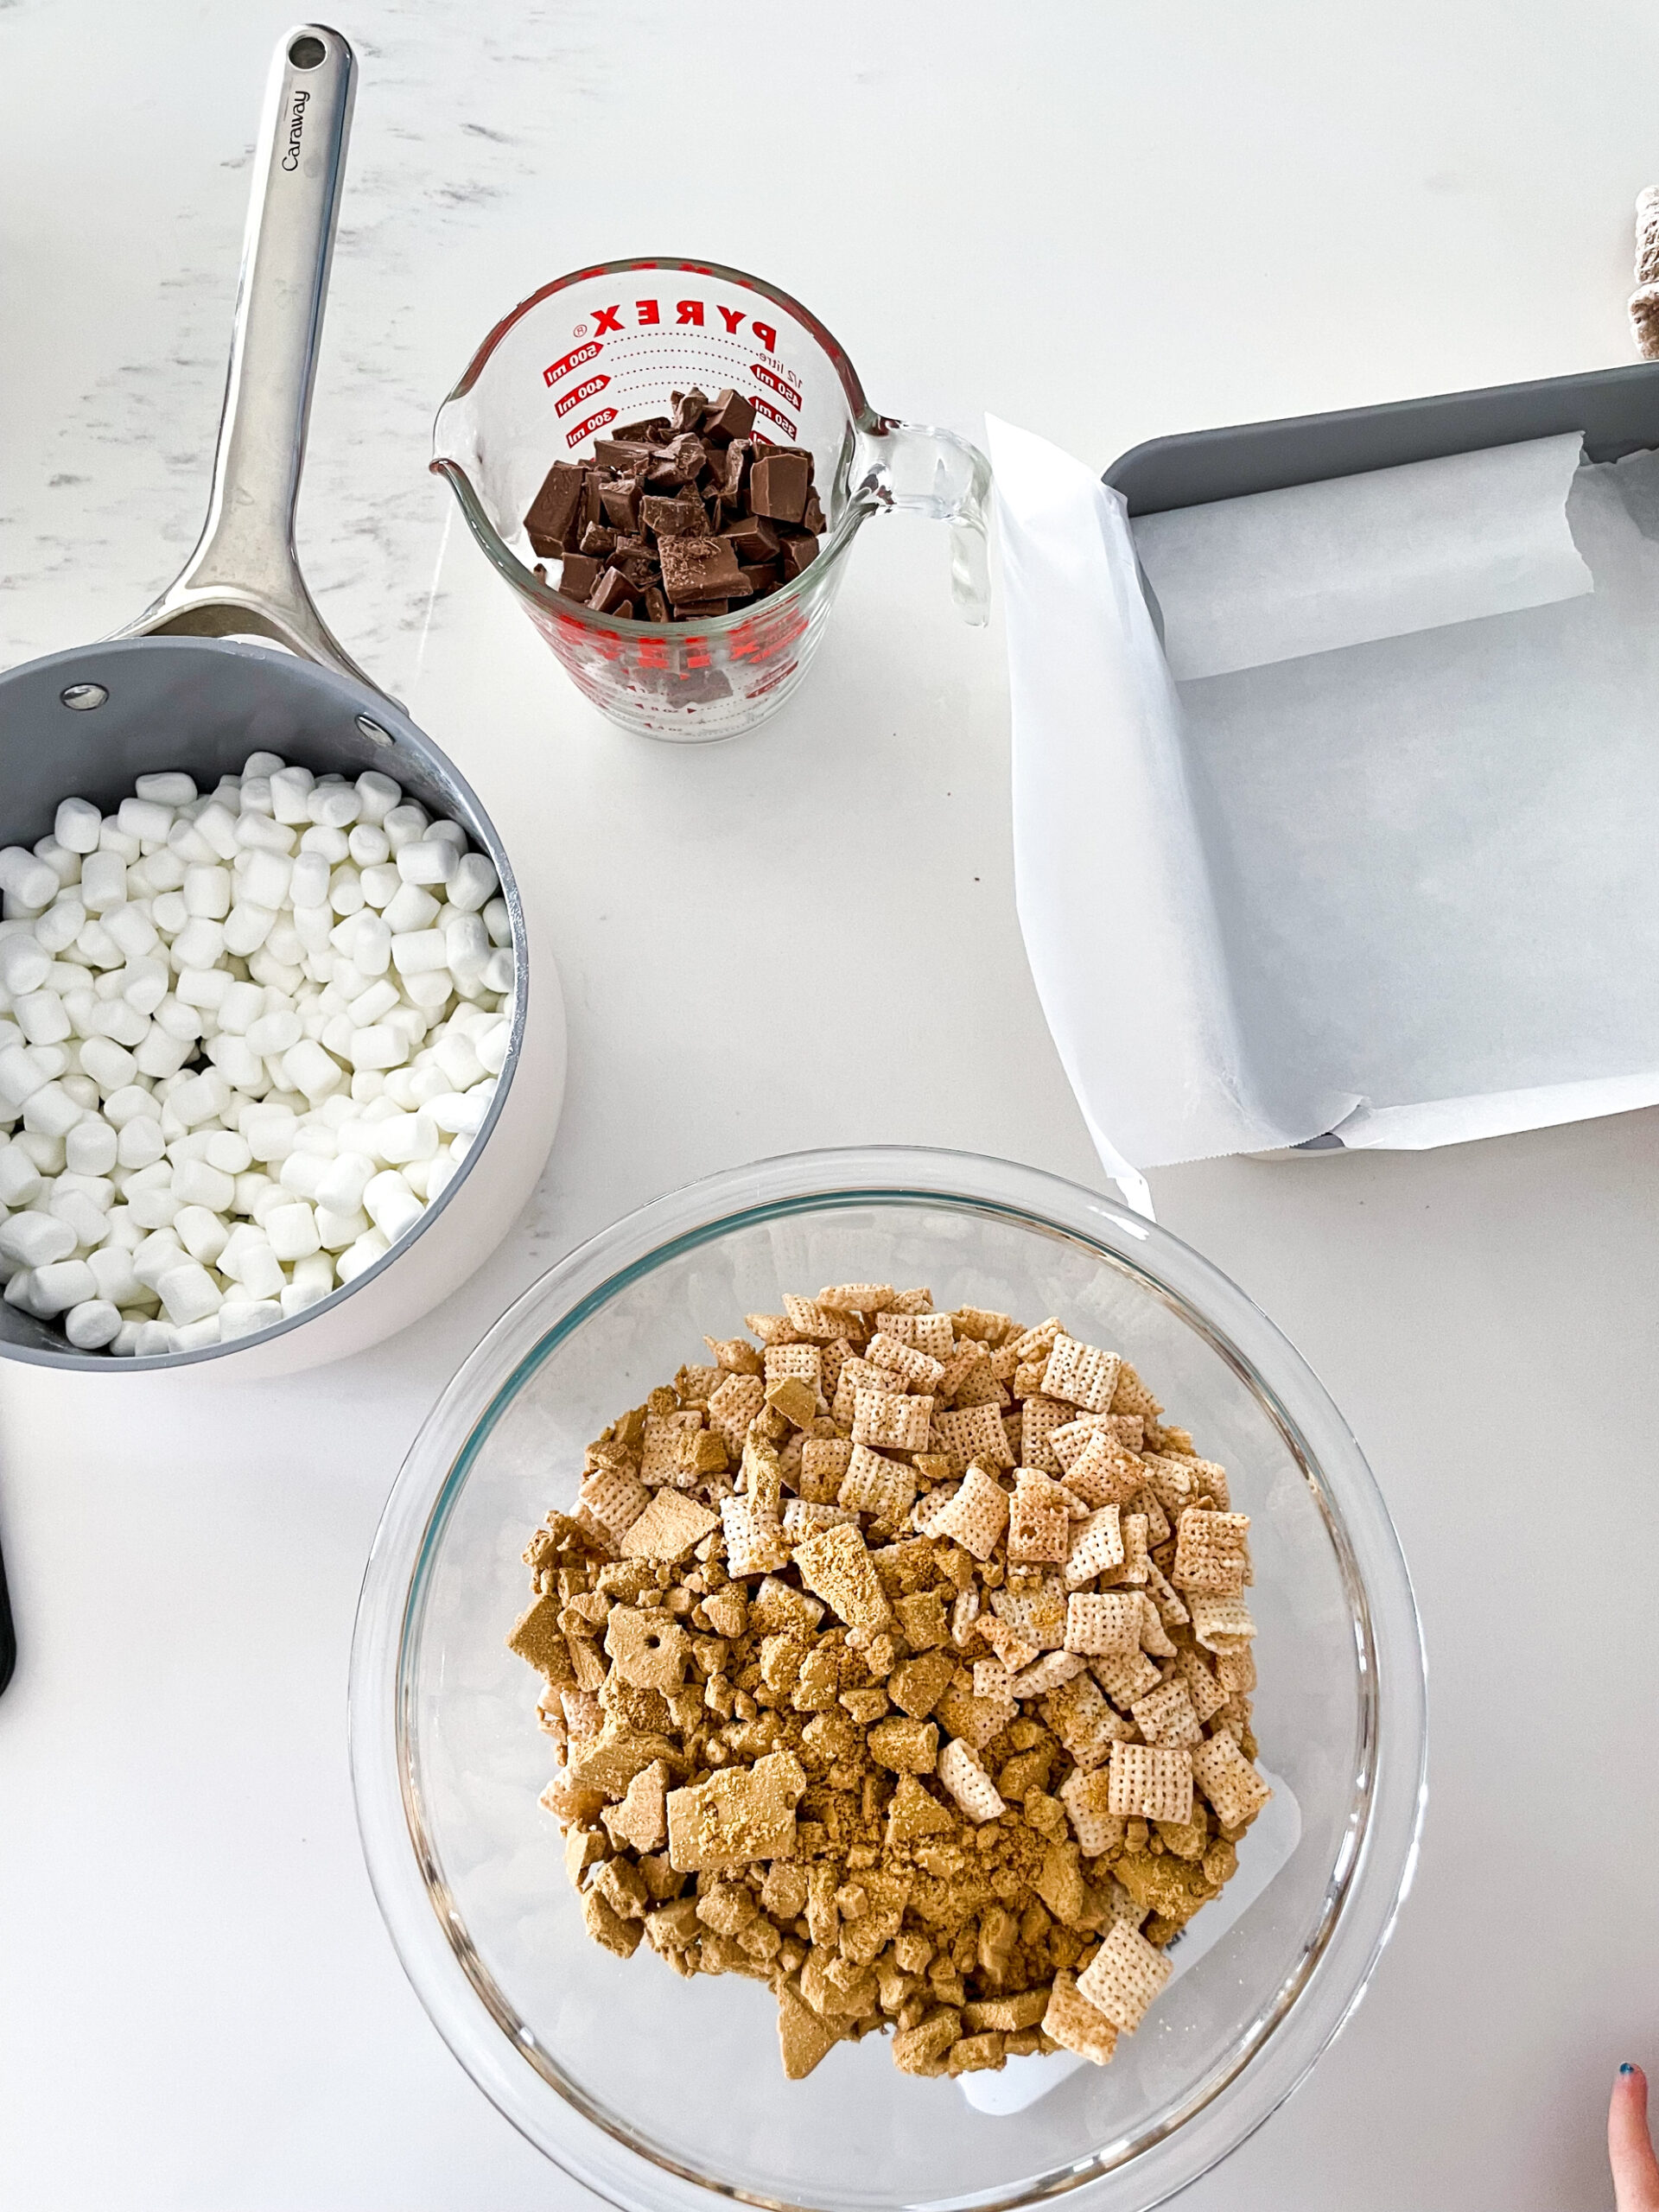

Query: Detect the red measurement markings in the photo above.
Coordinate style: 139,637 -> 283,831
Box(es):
542,340 -> 601,387
555,374 -> 609,417
564,407 -> 617,448
752,362 -> 802,412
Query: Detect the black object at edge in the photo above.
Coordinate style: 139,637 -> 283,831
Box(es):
0,1535 -> 15,1698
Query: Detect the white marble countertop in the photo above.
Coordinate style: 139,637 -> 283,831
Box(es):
4,3 -> 1659,2207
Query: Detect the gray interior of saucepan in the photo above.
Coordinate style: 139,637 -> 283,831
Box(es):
0,635 -> 524,1367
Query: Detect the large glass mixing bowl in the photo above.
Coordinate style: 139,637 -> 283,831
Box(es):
350,1148 -> 1426,2211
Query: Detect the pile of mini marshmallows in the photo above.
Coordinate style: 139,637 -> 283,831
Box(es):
0,753 -> 513,1357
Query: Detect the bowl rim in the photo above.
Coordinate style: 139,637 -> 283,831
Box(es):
349,1145 -> 1427,2212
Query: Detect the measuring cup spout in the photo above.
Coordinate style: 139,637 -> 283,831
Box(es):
854,418 -> 992,625
113,25 -> 378,693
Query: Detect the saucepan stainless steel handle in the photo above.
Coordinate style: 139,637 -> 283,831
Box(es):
118,24 -> 375,689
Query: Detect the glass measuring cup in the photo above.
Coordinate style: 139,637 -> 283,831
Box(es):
431,257 -> 990,741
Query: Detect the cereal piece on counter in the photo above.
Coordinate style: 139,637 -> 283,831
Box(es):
1064,1592 -> 1143,1656
1189,1592 -> 1258,1652
938,1739 -> 1007,1823
666,1750 -> 806,1872
1192,1735 -> 1273,1829
1040,1334 -> 1122,1414
852,1388 -> 934,1452
792,1522 -> 892,1630
1173,1509 -> 1251,1594
619,1490 -> 719,1563
1107,1741 -> 1194,1826
1076,1918 -> 1171,2033
931,1463 -> 1010,1560
1042,1972 -> 1119,2064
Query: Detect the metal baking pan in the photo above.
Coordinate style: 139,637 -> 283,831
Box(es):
1103,359 -> 1659,1151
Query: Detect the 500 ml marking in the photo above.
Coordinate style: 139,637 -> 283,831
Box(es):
280,86 -> 309,169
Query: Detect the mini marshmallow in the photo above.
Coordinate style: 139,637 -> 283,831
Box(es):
0,934 -> 52,995
383,882 -> 440,936
175,1204 -> 231,1264
32,1258 -> 98,1315
54,798 -> 103,855
157,1259 -> 224,1325
0,847 -> 62,908
136,772 -> 196,808
397,838 -> 456,887
363,1169 -> 423,1240
0,1210 -> 77,1267
264,1199 -> 321,1262
336,1227 -> 391,1281
219,1297 -> 283,1340
64,1298 -> 123,1349
65,1118 -> 118,1176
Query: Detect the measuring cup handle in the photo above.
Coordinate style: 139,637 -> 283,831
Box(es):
117,26 -> 374,688
853,418 -> 992,626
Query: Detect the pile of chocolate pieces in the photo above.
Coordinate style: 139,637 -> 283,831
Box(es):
524,387 -> 826,623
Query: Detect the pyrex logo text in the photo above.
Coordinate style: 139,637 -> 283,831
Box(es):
588,300 -> 779,353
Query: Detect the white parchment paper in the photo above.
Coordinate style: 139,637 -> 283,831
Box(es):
990,417 -> 1659,1181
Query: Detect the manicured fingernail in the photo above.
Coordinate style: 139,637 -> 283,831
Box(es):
1621,2063 -> 1637,2077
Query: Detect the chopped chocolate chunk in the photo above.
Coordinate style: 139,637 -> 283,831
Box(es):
593,438 -> 658,473
609,539 -> 660,588
641,493 -> 710,539
611,415 -> 674,445
779,534 -> 819,582
587,569 -> 638,616
720,442 -> 750,503
579,522 -> 617,557
525,461 -> 586,556
740,562 -> 779,594
648,434 -> 708,487
658,531 -> 753,607
644,585 -> 669,622
722,512 -> 780,563
671,387 -> 711,433
556,552 -> 602,601
749,450 -> 812,525
801,489 -> 826,536
601,480 -> 642,534
676,600 -> 730,620
702,388 -> 756,444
